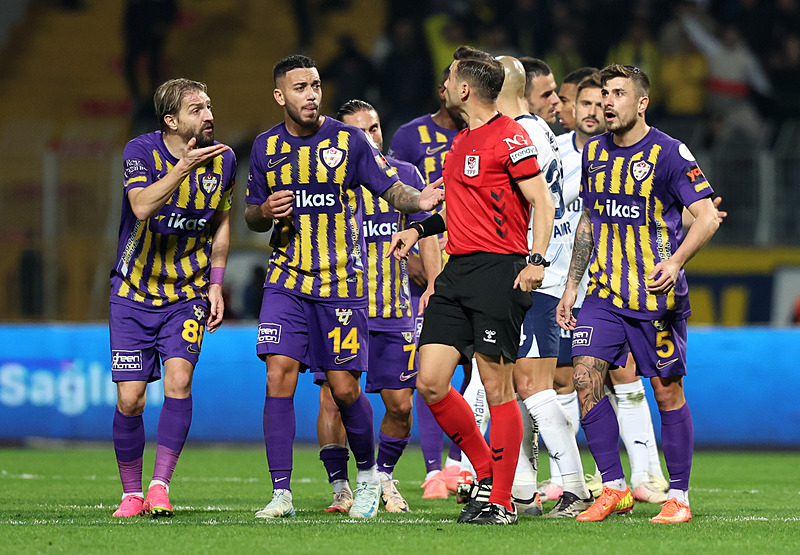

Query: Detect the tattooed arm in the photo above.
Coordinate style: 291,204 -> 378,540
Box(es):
556,207 -> 594,331
569,207 -> 594,285
381,176 -> 445,214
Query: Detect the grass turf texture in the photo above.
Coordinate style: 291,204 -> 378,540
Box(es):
2,446 -> 799,554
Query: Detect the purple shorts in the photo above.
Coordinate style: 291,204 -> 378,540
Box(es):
558,306 -> 628,367
314,328 -> 417,391
571,298 -> 687,378
365,328 -> 418,392
257,288 -> 368,374
109,299 -> 208,383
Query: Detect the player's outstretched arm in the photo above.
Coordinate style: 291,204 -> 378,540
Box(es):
245,190 -> 294,233
207,209 -> 231,332
388,209 -> 447,261
681,195 -> 727,229
128,138 -> 230,221
381,176 -> 445,213
648,196 -> 719,295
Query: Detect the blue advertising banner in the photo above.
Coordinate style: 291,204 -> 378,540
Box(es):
1,324 -> 798,446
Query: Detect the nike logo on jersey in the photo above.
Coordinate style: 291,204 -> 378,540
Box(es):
656,358 -> 678,370
267,156 -> 287,169
588,163 -> 606,173
425,144 -> 448,155
399,371 -> 419,381
334,354 -> 358,365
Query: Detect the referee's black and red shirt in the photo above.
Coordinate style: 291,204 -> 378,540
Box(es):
443,114 -> 541,257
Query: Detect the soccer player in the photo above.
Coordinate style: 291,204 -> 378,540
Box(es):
552,72 -> 672,505
109,78 -> 235,518
557,64 -> 720,523
519,56 -> 561,133
388,68 -> 465,499
556,67 -> 600,132
497,56 -> 593,519
314,99 -> 440,513
245,55 -> 443,520
389,45 -> 554,525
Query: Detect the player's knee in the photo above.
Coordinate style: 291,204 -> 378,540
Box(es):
653,387 -> 684,412
385,399 -> 413,423
416,375 -> 447,404
166,374 -> 193,397
330,386 -> 359,407
116,390 -> 146,415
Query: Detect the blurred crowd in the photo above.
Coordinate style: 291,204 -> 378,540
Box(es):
319,0 -> 800,150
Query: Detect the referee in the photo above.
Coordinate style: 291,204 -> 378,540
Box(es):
389,45 -> 554,525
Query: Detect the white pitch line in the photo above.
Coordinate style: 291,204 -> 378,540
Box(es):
0,472 -> 326,485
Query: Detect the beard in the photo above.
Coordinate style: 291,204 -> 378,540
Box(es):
286,101 -> 320,130
194,126 -> 215,147
606,112 -> 636,135
577,118 -> 604,137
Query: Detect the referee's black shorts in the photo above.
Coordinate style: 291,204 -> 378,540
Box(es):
419,252 -> 532,362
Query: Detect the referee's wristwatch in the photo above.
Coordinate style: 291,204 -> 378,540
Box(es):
528,253 -> 550,267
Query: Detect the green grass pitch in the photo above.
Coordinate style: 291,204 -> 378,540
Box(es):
2,445 -> 799,554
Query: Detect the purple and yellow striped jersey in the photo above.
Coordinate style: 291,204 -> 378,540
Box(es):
388,113 -> 459,189
364,156 -> 428,331
388,114 -> 457,305
246,117 -> 400,303
110,131 -> 236,308
581,127 -> 713,318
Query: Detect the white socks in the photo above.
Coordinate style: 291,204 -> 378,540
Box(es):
513,395 -> 538,498
524,389 -> 589,498
668,488 -> 689,504
612,380 -> 664,486
550,391 -> 580,486
148,479 -> 168,492
356,465 -> 379,484
332,478 -> 350,493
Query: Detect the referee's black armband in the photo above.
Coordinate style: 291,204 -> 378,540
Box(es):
408,213 -> 445,238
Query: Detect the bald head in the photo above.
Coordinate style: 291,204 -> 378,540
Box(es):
495,56 -> 528,118
497,56 -> 526,99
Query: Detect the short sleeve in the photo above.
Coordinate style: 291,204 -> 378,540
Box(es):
352,130 -> 400,197
497,122 -> 541,183
122,139 -> 153,192
245,135 -> 269,206
666,142 -> 714,208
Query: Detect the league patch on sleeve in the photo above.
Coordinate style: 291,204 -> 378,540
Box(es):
374,154 -> 398,177
678,143 -> 696,161
124,158 -> 148,179
684,164 -> 705,183
509,145 -> 538,164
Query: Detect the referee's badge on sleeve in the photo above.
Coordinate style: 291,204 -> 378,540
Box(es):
465,155 -> 480,177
